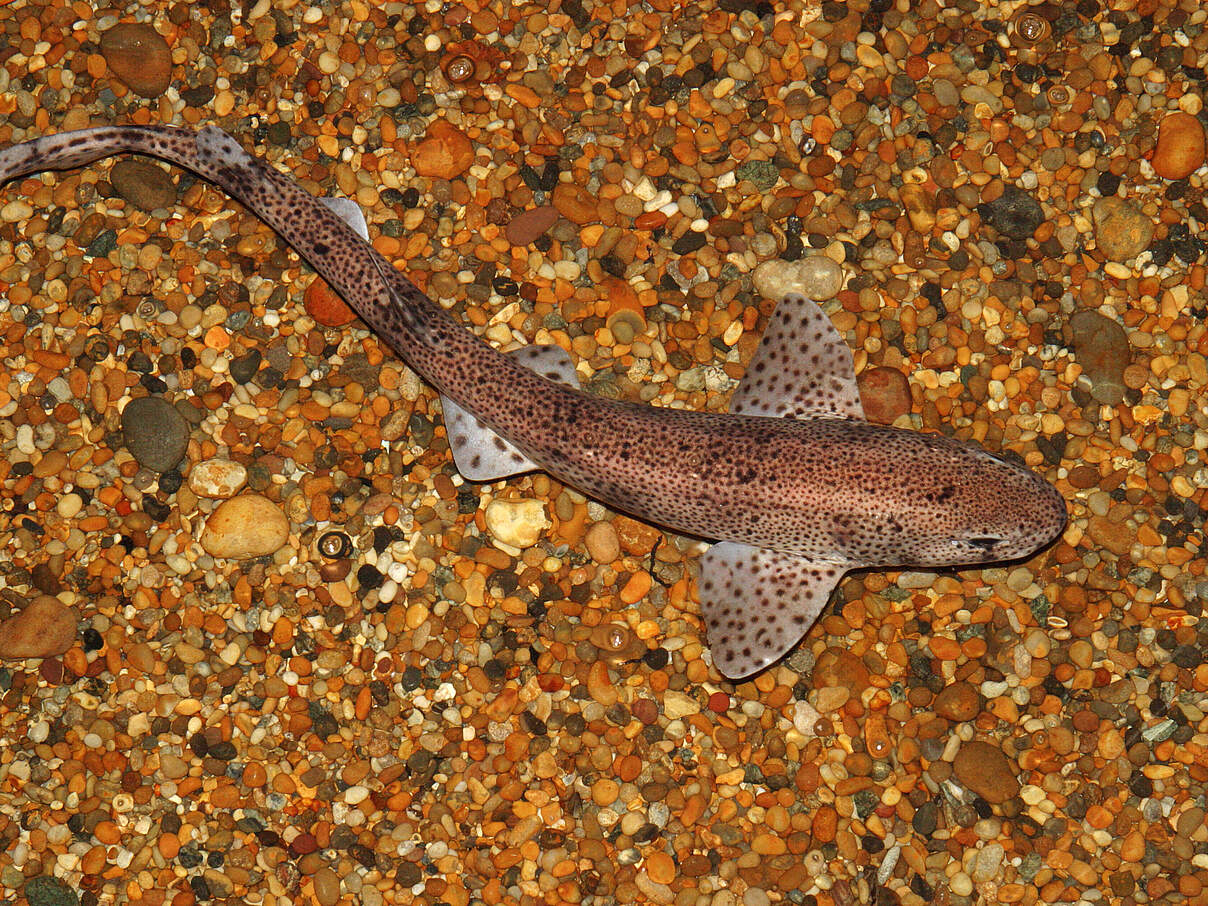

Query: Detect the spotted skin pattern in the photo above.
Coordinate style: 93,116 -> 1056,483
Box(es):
0,125 -> 1069,680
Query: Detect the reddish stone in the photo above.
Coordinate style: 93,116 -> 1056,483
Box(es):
305,278 -> 355,327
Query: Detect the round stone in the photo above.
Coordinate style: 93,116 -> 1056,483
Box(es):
100,23 -> 173,99
0,595 -> 78,659
200,494 -> 290,560
109,159 -> 177,211
121,396 -> 190,473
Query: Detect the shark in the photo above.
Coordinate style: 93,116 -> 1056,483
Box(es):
0,125 -> 1067,679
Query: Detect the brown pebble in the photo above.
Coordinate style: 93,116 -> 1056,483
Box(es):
858,366 -> 912,424
0,595 -> 78,659
413,121 -> 475,179
1152,111 -> 1206,180
100,23 -> 173,98
953,740 -> 1019,804
933,681 -> 981,721
505,205 -> 559,245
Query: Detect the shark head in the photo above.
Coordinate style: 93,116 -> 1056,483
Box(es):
902,442 -> 1067,568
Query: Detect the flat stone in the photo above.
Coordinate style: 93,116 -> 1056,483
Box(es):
188,459 -> 248,499
1152,112 -> 1206,180
812,647 -> 869,694
858,366 -> 912,424
1066,310 -> 1130,405
109,159 -> 177,211
899,182 -> 937,232
933,681 -> 981,721
752,256 -> 845,301
200,494 -> 290,559
953,740 -> 1019,804
0,596 -> 78,660
552,182 -> 600,225
1092,197 -> 1153,262
505,205 -> 558,245
413,120 -> 474,179
305,278 -> 355,327
981,186 -> 1044,240
23,877 -> 79,906
584,521 -> 621,563
122,396 -> 189,473
101,23 -> 172,98
484,499 -> 549,549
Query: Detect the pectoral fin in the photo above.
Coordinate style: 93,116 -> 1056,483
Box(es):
730,293 -> 864,421
443,344 -> 580,481
699,541 -> 852,679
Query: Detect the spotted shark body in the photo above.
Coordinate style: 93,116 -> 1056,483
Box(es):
0,125 -> 1067,678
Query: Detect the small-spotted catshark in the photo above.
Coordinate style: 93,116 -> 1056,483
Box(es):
0,126 -> 1066,679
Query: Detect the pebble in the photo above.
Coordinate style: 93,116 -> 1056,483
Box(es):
1091,197 -> 1153,262
412,121 -> 474,179
980,186 -> 1044,240
1067,310 -> 1130,405
23,877 -> 79,906
856,366 -> 911,424
304,278 -> 356,327
752,255 -> 844,301
932,681 -> 980,722
100,23 -> 173,98
1152,111 -> 1206,180
505,205 -> 558,245
953,740 -> 1019,804
484,499 -> 549,549
109,159 -> 177,211
584,521 -> 621,563
121,396 -> 190,473
188,459 -> 249,498
0,596 -> 78,659
200,494 -> 290,559
312,867 -> 340,906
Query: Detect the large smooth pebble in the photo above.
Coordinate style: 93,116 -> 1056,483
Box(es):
101,23 -> 173,99
752,256 -> 844,301
0,595 -> 78,659
485,499 -> 549,549
1152,112 -> 1206,180
121,396 -> 189,473
188,459 -> 248,499
200,494 -> 290,559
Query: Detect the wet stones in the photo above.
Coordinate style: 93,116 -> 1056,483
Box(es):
121,396 -> 190,473
100,23 -> 173,98
200,494 -> 290,559
980,186 -> 1044,240
1067,310 -> 1130,405
1151,112 -> 1206,180
0,595 -> 78,660
1092,197 -> 1153,262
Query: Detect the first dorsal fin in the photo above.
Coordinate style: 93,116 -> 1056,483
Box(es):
730,293 -> 864,421
442,344 -> 580,482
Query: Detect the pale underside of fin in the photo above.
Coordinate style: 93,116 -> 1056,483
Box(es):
699,541 -> 854,679
442,344 -> 580,482
319,196 -> 370,241
730,293 -> 865,421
